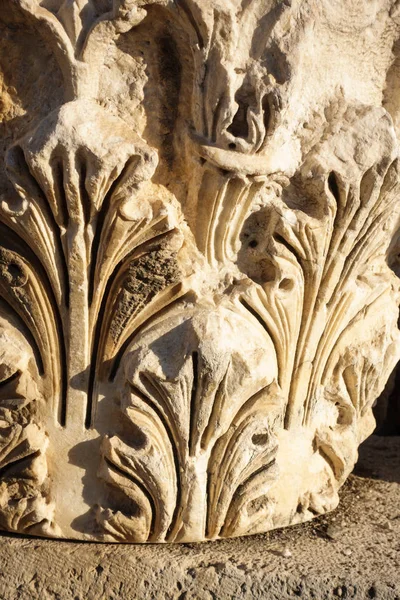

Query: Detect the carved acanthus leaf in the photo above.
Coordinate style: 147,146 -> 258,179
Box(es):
0,314 -> 56,535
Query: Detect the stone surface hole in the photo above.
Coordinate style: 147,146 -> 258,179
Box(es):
8,262 -> 22,280
279,277 -> 294,291
252,432 -> 268,446
227,100 -> 249,139
262,94 -> 272,136
328,171 -> 340,203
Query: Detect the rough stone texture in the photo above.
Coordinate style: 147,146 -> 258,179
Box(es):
1,0 -> 400,543
0,435 -> 398,599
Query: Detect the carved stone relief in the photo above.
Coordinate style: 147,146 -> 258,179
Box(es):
0,0 -> 400,542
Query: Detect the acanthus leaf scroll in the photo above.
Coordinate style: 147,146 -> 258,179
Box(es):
0,0 -> 399,541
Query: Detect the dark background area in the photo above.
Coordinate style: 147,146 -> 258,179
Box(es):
374,365 -> 400,434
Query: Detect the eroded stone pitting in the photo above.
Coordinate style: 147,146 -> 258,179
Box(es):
0,0 -> 399,542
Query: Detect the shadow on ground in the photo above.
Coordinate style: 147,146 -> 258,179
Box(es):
354,435 -> 400,484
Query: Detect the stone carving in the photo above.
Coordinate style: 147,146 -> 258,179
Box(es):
0,0 -> 400,542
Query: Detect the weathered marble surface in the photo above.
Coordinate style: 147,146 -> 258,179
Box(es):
0,0 -> 400,542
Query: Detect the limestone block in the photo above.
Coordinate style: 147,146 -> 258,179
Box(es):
0,0 -> 399,542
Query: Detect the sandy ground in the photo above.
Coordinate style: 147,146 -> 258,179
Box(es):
0,435 -> 398,600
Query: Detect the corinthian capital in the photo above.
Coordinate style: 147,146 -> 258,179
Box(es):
0,0 -> 399,541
